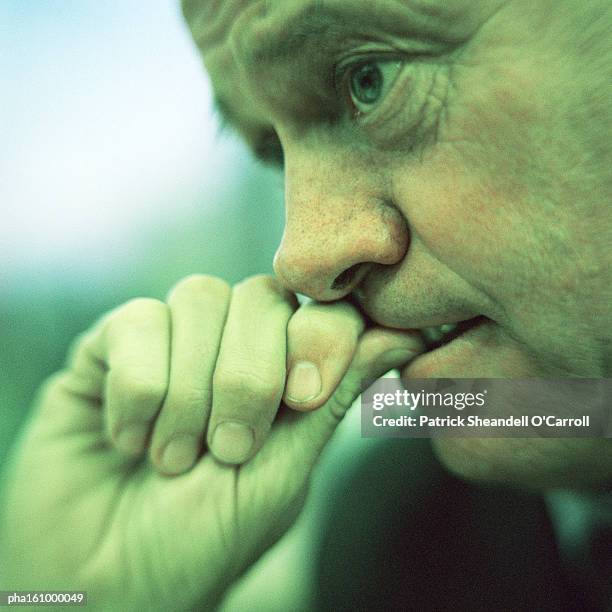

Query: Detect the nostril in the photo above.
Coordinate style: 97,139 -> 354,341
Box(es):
331,264 -> 361,292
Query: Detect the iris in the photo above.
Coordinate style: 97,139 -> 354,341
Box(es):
350,63 -> 383,104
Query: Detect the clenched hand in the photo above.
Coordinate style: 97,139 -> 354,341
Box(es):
0,274 -> 423,611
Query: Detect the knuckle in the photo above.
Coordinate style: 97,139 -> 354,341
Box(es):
213,367 -> 283,403
235,274 -> 295,303
289,311 -> 330,337
111,370 -> 167,409
162,385 -> 212,416
237,273 -> 276,290
37,371 -> 70,405
365,334 -> 397,355
168,274 -> 230,303
32,372 -> 78,420
289,311 -> 358,348
65,328 -> 94,367
362,328 -> 423,356
109,297 -> 167,328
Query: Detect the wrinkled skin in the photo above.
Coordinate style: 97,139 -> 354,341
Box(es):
0,274 -> 423,610
185,0 -> 612,486
1,2 -> 611,610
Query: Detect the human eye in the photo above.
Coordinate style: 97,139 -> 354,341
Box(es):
335,58 -> 404,119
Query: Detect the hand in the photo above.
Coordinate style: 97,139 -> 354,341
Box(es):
0,274 -> 423,611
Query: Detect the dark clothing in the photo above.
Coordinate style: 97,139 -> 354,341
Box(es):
315,439 -> 598,611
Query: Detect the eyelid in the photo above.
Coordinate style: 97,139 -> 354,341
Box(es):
334,51 -> 402,82
333,54 -> 406,120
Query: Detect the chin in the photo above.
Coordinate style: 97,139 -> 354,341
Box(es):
431,437 -> 612,491
397,320 -> 612,490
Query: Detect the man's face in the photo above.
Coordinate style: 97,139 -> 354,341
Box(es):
184,0 -> 612,485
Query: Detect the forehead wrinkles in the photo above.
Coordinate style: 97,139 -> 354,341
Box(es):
230,0 -> 471,69
231,1 -> 344,68
184,0 -> 481,63
182,0 -> 337,58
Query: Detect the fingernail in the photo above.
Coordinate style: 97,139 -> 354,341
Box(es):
161,435 -> 199,474
211,422 -> 254,464
116,423 -> 148,455
286,361 -> 321,403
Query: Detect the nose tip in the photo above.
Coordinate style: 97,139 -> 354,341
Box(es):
273,200 -> 409,302
274,249 -> 367,301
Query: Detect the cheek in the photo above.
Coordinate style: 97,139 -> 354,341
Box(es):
396,54 -> 552,298
395,148 -> 533,297
393,149 -> 592,375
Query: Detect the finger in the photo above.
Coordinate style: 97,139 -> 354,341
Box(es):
103,298 -> 171,456
292,327 -> 426,463
62,321 -> 113,402
283,300 -> 365,411
148,275 -> 231,475
208,275 -> 298,464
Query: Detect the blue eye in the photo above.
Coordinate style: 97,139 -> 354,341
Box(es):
346,60 -> 403,116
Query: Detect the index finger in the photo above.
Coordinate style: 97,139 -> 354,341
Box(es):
207,275 -> 298,464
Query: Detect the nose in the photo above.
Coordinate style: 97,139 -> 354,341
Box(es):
273,147 -> 409,302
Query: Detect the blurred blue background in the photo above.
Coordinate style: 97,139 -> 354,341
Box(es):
0,1 -> 284,457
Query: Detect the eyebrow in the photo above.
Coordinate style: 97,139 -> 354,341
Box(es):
209,8 -> 352,144
244,2 -> 459,65
247,5 -> 353,64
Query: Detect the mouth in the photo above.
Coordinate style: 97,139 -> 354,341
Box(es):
420,315 -> 490,353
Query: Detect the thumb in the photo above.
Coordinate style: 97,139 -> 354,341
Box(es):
289,327 -> 425,466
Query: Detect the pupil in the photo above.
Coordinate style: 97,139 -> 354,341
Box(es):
351,64 -> 382,104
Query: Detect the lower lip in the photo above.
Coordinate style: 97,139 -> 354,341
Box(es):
403,317 -> 493,378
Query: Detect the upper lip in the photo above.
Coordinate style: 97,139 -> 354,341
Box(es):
347,286 -> 486,332
352,299 -> 482,331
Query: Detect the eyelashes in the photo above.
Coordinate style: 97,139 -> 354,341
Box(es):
334,57 -> 405,120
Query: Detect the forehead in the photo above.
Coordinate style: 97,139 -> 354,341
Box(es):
183,1 -> 490,66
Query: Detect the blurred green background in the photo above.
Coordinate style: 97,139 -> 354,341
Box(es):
0,5 -> 363,608
0,1 -> 284,460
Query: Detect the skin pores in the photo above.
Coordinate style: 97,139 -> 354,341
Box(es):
184,0 -> 612,487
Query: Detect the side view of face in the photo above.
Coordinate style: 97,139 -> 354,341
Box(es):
183,0 -> 612,487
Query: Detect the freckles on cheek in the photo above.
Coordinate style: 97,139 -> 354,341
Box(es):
403,59 -> 542,271
400,155 -> 512,270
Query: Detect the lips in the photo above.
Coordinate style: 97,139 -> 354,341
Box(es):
353,294 -> 489,351
354,295 -> 497,376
